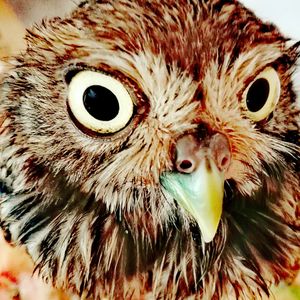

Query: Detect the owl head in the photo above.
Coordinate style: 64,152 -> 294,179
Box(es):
0,0 -> 299,299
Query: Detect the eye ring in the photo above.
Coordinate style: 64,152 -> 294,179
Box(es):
243,67 -> 281,122
67,70 -> 134,134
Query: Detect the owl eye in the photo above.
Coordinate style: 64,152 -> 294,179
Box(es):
67,70 -> 134,134
243,67 -> 281,122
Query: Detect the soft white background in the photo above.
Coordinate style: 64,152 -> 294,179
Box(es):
240,0 -> 300,40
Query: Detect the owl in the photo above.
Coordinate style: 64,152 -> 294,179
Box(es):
0,0 -> 299,299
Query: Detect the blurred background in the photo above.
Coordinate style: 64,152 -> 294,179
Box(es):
0,1 -> 299,299
0,0 -> 77,57
240,0 -> 300,40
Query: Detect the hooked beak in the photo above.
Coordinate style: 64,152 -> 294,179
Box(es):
160,133 -> 230,243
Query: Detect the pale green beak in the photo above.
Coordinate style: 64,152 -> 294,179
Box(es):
160,158 -> 224,243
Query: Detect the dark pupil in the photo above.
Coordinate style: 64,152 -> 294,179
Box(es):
246,78 -> 270,112
83,85 -> 119,121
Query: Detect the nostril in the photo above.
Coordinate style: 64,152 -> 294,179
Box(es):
179,160 -> 193,170
221,157 -> 228,168
218,154 -> 230,171
210,133 -> 231,171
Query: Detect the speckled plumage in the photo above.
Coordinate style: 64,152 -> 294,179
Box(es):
0,0 -> 299,299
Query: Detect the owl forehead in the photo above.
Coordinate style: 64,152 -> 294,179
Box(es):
27,0 -> 286,88
64,0 -> 285,106
74,0 -> 283,72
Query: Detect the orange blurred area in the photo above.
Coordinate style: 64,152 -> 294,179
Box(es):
0,0 -> 25,57
0,230 -> 78,300
0,0 -> 76,57
0,226 -> 299,300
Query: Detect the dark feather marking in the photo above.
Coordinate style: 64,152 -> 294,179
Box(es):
0,180 -> 10,195
224,175 -> 296,288
119,214 -> 174,276
7,196 -> 37,221
213,0 -> 234,13
19,211 -> 52,244
89,205 -> 109,292
0,220 -> 12,243
285,130 -> 299,146
35,231 -> 60,280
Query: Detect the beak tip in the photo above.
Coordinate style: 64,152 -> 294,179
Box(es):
203,236 -> 214,243
197,219 -> 220,243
